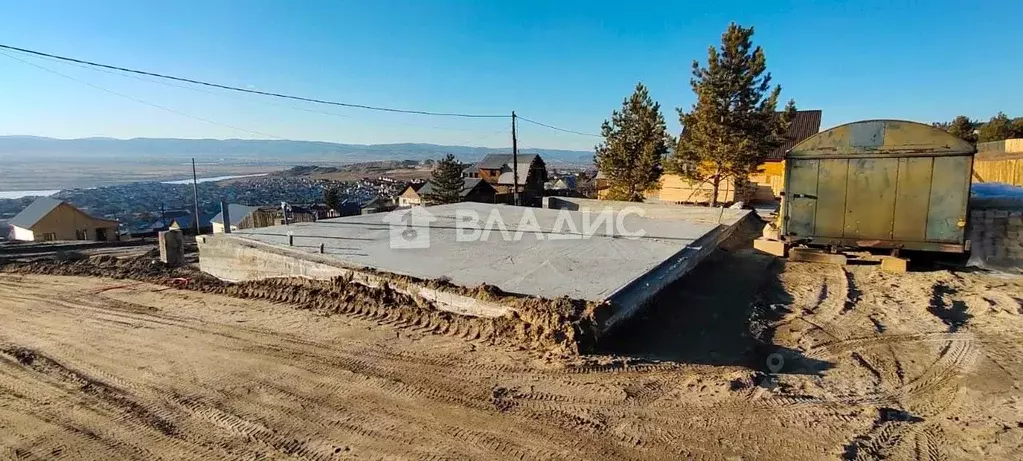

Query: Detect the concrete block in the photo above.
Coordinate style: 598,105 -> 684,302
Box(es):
753,238 -> 786,257
158,229 -> 184,267
880,256 -> 909,273
761,225 -> 781,241
788,248 -> 847,265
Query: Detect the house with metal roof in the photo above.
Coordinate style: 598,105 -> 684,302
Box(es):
361,196 -> 397,215
211,204 -> 260,233
169,212 -> 216,234
751,109 -> 824,200
462,153 -> 548,204
644,110 -> 823,204
398,177 -> 497,207
7,197 -> 119,242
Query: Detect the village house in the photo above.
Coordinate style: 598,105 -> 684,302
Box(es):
462,153 -> 548,204
398,177 -> 497,207
7,197 -> 119,242
211,204 -> 259,233
168,213 -> 215,234
397,183 -> 427,208
304,204 -> 341,220
544,175 -> 578,196
212,204 -> 322,233
635,109 -> 822,204
748,109 -> 823,200
361,196 -> 397,214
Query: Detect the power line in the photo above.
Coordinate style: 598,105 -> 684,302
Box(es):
0,50 -> 284,139
0,44 -> 508,119
1,43 -> 599,142
516,116 -> 601,137
29,51 -> 509,135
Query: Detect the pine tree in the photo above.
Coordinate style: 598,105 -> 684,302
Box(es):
425,154 -> 464,204
668,23 -> 793,207
323,187 -> 341,211
594,82 -> 672,202
1011,117 -> 1023,138
978,112 -> 1014,143
946,116 -> 977,144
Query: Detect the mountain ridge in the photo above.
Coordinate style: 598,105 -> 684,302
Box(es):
0,135 -> 594,164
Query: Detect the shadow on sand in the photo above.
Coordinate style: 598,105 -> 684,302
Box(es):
594,247 -> 833,376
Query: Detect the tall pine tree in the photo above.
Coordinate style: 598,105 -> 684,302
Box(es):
946,115 -> 977,144
1012,117 -> 1023,138
594,82 -> 672,202
978,112 -> 1014,142
425,154 -> 464,204
669,23 -> 793,207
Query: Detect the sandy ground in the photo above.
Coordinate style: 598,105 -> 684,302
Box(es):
0,249 -> 1021,460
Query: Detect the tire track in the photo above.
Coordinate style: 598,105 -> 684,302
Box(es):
0,344 -> 179,437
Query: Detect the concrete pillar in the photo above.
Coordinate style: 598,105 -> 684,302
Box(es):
159,229 -> 184,267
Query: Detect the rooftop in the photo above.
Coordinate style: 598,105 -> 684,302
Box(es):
769,109 -> 823,160
9,197 -> 117,229
211,204 -> 260,227
476,153 -> 539,170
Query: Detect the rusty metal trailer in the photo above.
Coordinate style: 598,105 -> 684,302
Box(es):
781,120 -> 977,253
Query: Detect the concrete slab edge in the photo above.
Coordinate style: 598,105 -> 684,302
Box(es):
196,235 -> 514,318
596,210 -> 754,337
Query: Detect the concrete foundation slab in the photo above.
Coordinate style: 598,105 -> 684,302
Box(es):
198,202 -> 750,335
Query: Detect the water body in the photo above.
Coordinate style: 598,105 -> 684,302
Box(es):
161,173 -> 267,185
0,190 -> 61,200
0,174 -> 266,199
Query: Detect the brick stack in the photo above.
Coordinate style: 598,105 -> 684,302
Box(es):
968,205 -> 1023,271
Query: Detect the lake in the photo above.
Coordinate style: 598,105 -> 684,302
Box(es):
161,173 -> 268,185
0,190 -> 61,200
0,174 -> 268,200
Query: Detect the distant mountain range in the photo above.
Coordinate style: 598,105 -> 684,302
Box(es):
0,136 -> 594,164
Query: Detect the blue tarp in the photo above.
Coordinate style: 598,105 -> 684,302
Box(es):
972,182 -> 1023,199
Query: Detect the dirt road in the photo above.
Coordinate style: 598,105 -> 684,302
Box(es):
1,251 -> 1021,460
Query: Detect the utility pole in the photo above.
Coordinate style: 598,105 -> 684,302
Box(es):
191,158 -> 201,235
511,111 -> 519,206
220,201 -> 231,234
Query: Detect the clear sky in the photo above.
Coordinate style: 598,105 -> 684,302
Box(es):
0,0 -> 1020,151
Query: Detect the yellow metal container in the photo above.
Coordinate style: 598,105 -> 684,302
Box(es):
781,120 -> 976,253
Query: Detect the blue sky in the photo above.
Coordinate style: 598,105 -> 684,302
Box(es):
0,0 -> 1020,151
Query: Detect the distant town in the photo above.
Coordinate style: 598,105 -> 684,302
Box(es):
0,157 -> 595,238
